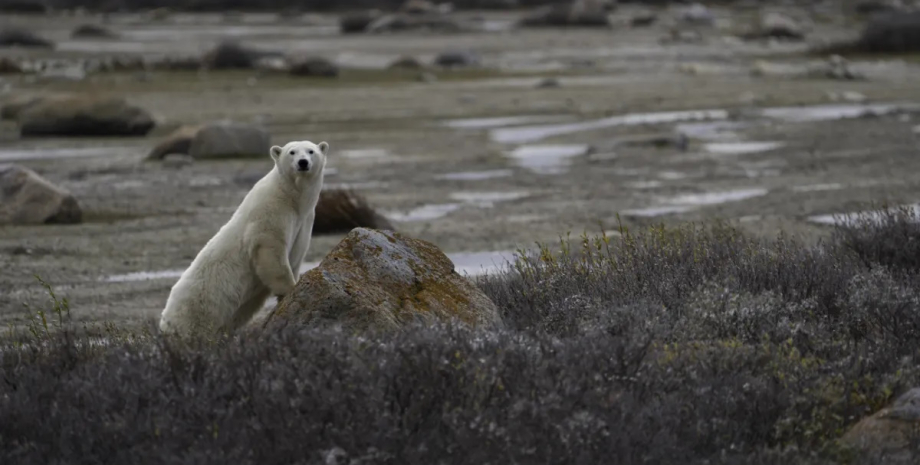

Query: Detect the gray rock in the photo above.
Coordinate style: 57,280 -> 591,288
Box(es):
188,122 -> 271,159
0,29 -> 53,48
289,57 -> 339,77
840,387 -> 920,463
201,40 -> 282,70
680,3 -> 714,26
18,95 -> 155,137
519,0 -> 613,28
264,228 -> 504,332
71,24 -> 119,39
743,12 -> 805,41
0,164 -> 81,225
435,49 -> 480,68
859,10 -> 920,53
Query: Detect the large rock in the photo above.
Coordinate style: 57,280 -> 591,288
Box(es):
858,11 -> 920,53
188,122 -> 271,159
201,40 -> 282,70
314,189 -> 395,235
265,228 -> 503,332
0,29 -> 53,48
0,94 -> 53,120
743,12 -> 805,41
17,96 -> 155,137
366,13 -> 464,34
288,57 -> 339,78
840,387 -> 920,462
519,0 -> 613,28
145,124 -> 202,160
339,10 -> 383,34
0,165 -> 81,225
71,24 -> 119,39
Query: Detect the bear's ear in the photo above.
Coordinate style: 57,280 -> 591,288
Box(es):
317,141 -> 329,155
270,145 -> 283,162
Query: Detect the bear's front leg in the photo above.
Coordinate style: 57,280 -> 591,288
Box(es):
252,238 -> 298,298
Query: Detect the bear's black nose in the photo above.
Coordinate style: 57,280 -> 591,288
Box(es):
297,159 -> 309,170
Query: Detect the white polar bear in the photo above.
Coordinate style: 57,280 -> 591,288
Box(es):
159,140 -> 329,338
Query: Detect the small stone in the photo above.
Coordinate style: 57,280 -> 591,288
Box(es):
536,77 -> 560,88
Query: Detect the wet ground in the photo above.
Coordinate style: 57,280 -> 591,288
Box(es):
2,5 -> 920,328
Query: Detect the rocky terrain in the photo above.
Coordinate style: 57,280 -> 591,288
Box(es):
1,1 -> 920,328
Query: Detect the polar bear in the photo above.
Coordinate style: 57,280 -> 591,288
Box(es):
159,140 -> 329,338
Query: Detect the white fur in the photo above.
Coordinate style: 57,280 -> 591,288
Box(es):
158,140 -> 330,337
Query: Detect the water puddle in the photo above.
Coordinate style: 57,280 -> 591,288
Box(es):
676,121 -> 749,141
449,191 -> 530,207
490,109 -> 729,144
760,103 -> 917,123
704,141 -> 784,155
621,188 -> 769,218
668,188 -> 769,206
0,146 -> 132,162
384,203 -> 464,222
442,115 -> 572,130
104,250 -> 516,283
506,144 -> 589,174
792,183 -> 844,192
808,204 -> 920,226
434,169 -> 514,181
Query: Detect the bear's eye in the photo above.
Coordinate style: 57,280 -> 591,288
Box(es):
289,150 -> 295,156
308,149 -> 314,154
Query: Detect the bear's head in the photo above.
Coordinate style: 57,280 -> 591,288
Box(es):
270,140 -> 329,180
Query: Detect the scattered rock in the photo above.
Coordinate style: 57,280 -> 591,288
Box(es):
146,125 -> 202,160
289,57 -> 339,78
0,164 -> 81,225
680,3 -> 714,26
536,77 -> 561,88
366,13 -> 464,34
858,11 -> 920,53
519,0 -> 612,28
339,10 -> 383,34
435,49 -> 480,68
400,0 -> 436,15
826,90 -> 867,103
314,189 -> 395,235
162,153 -> 194,168
630,11 -> 657,27
855,1 -> 904,16
840,387 -> 920,463
388,56 -> 424,70
0,57 -> 22,74
264,228 -> 504,332
0,29 -> 53,48
18,95 -> 156,137
744,12 -> 805,41
201,40 -> 282,70
188,121 -> 271,159
71,24 -> 119,39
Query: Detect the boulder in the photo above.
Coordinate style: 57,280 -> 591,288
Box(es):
314,189 -> 395,235
265,228 -> 503,332
188,122 -> 271,159
400,0 -> 436,14
18,96 -> 156,137
840,387 -> 920,462
1,94 -> 49,120
339,10 -> 382,34
435,49 -> 480,68
388,55 -> 424,70
289,57 -> 339,78
0,29 -> 53,48
0,165 -> 81,225
71,24 -> 119,39
146,124 -> 202,160
201,40 -> 282,70
366,13 -> 464,34
0,57 -> 22,74
858,11 -> 920,53
743,12 -> 805,41
519,1 -> 612,28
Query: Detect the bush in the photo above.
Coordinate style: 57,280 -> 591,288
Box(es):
3,208 -> 920,464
